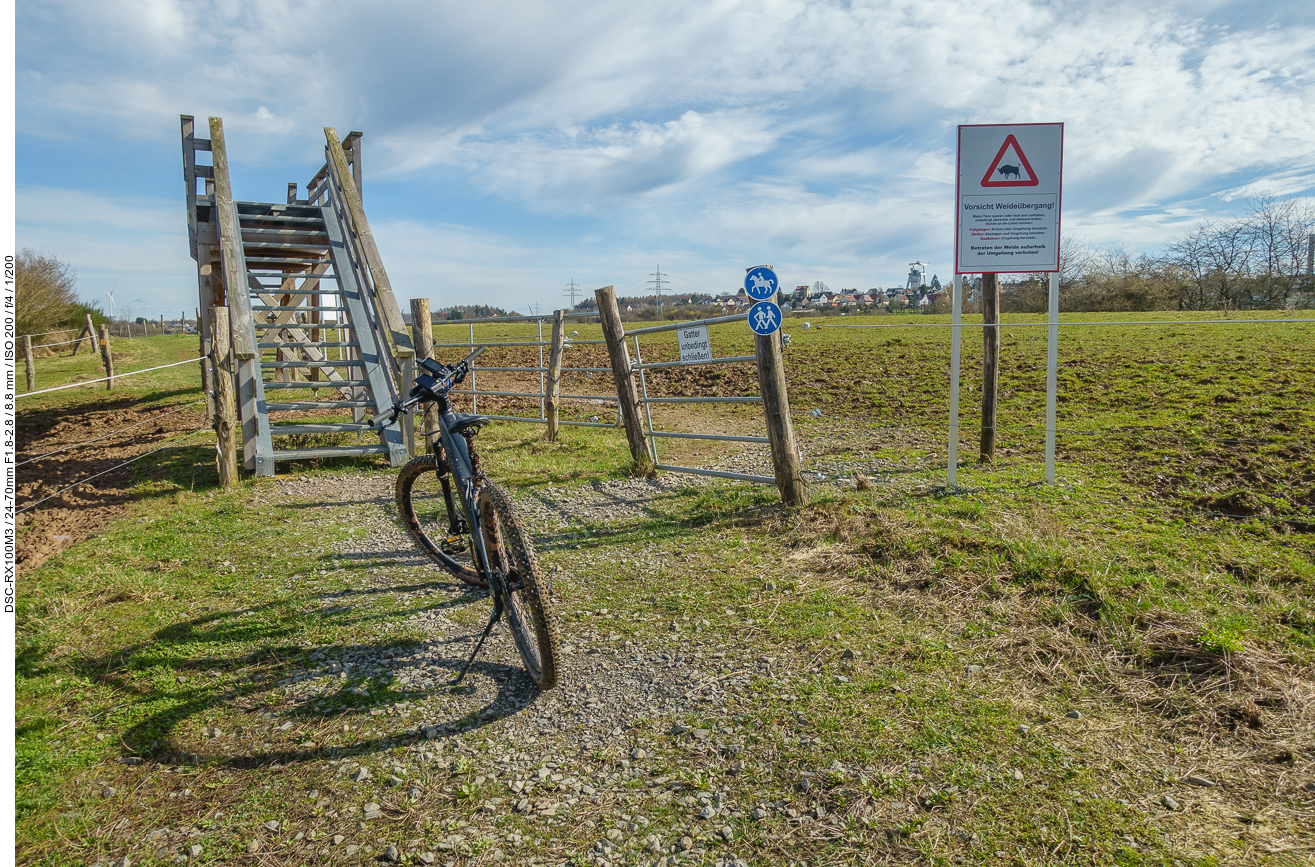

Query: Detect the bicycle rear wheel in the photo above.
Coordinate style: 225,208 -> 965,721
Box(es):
396,453 -> 486,587
479,482 -> 561,689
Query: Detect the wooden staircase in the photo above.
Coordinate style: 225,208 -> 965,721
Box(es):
181,116 -> 415,476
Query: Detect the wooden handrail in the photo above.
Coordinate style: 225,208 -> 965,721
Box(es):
323,127 -> 414,359
208,117 -> 257,360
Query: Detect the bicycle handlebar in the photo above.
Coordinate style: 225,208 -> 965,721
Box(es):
368,346 -> 486,429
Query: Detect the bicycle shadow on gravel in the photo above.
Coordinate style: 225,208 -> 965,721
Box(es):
43,590 -> 546,771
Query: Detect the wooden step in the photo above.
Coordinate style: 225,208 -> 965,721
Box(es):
258,341 -> 358,349
243,241 -> 332,251
242,226 -> 329,236
271,423 -> 376,435
246,256 -> 331,266
263,380 -> 370,389
254,321 -> 352,329
254,305 -> 347,312
235,203 -> 323,220
266,400 -> 375,410
272,444 -> 390,461
248,271 -> 340,280
261,360 -> 365,368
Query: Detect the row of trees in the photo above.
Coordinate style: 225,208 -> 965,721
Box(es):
996,198 -> 1314,313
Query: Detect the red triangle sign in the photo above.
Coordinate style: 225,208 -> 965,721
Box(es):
980,134 -> 1039,187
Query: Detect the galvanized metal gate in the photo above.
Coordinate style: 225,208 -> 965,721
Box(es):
624,315 -> 776,485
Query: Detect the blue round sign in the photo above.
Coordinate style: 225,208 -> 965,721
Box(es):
744,266 -> 778,301
747,300 -> 782,336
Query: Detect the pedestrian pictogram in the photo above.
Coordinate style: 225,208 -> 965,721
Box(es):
747,300 -> 782,335
979,134 -> 1039,187
744,266 -> 778,301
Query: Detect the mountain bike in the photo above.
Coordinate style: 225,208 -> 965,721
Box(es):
371,347 -> 560,689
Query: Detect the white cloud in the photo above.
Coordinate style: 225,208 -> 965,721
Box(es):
16,186 -> 194,316
15,0 -> 1315,311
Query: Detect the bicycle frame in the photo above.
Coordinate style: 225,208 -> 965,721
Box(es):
374,349 -> 516,684
428,394 -> 506,608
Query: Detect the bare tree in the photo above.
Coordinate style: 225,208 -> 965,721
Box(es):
16,249 -> 80,336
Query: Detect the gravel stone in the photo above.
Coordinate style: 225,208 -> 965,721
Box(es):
1161,794 -> 1181,811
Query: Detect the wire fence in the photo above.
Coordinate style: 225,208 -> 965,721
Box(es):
16,350 -> 214,520
17,357 -> 206,398
16,425 -> 213,515
428,313 -> 621,429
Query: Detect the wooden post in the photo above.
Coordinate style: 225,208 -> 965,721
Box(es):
545,309 -> 565,441
980,272 -> 1000,462
400,355 -> 416,457
23,335 -> 35,392
409,298 -> 440,445
595,285 -> 649,466
755,330 -> 807,506
197,306 -> 214,422
99,325 -> 115,389
210,307 -> 239,489
71,313 -> 95,356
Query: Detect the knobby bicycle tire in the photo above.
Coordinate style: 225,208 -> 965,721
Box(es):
396,453 -> 486,587
479,482 -> 561,689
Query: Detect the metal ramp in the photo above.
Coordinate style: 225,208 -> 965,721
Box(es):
181,116 -> 414,475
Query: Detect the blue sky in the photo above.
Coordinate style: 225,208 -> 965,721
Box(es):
15,0 -> 1315,318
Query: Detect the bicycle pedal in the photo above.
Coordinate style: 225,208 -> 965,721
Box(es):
441,536 -> 467,555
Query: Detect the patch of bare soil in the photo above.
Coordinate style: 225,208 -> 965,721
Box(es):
15,398 -> 214,573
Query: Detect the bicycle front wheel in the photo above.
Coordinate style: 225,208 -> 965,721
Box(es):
479,482 -> 561,689
396,454 -> 486,587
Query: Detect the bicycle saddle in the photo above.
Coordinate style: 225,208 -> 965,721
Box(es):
449,413 -> 491,434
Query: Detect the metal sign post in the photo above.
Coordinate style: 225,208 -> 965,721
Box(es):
1045,271 -> 1059,483
948,274 -> 963,488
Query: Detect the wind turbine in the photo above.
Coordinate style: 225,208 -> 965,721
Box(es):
104,289 -> 118,318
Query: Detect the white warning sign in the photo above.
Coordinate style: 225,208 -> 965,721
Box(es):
677,324 -> 712,363
956,123 -> 1063,273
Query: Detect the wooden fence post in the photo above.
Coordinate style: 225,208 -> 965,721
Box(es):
545,309 -> 565,441
980,272 -> 999,462
71,313 -> 95,356
23,335 -> 35,392
99,325 -> 115,388
409,298 -> 441,447
595,285 -> 650,466
755,330 -> 807,506
210,307 -> 239,489
197,306 -> 214,422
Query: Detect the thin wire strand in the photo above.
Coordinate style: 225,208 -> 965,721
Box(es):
16,400 -> 205,467
25,337 -> 86,348
17,357 -> 206,398
814,317 -> 1315,329
16,328 -> 81,339
16,426 -> 213,515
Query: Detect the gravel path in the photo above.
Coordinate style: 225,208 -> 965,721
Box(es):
170,470 -> 844,867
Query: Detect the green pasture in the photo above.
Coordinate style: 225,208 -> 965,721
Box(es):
13,313 -> 1315,865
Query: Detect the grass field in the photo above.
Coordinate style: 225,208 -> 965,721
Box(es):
13,312 -> 1315,865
